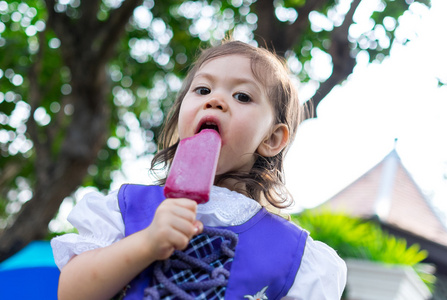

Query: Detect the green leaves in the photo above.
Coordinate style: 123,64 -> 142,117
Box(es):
292,210 -> 428,265
292,210 -> 435,289
283,0 -> 307,9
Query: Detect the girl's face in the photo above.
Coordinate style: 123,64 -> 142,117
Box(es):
178,54 -> 277,176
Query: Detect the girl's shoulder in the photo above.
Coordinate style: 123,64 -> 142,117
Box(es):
51,189 -> 124,270
68,188 -> 121,225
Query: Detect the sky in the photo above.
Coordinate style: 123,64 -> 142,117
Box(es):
284,0 -> 447,223
51,0 -> 447,231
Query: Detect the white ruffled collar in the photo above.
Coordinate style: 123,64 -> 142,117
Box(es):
196,186 -> 262,227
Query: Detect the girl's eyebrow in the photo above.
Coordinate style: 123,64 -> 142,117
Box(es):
193,71 -> 262,91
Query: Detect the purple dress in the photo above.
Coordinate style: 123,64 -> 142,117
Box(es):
118,184 -> 308,300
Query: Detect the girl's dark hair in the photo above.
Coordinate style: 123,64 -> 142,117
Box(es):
150,40 -> 303,209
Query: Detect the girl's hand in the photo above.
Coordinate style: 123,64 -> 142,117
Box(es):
144,198 -> 203,261
57,199 -> 203,300
57,198 -> 203,300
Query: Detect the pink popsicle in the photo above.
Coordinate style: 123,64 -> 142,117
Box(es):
164,129 -> 221,204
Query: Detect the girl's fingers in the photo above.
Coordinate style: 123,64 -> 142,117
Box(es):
193,220 -> 204,235
166,198 -> 198,212
167,200 -> 203,236
149,198 -> 202,256
170,216 -> 196,235
166,229 -> 191,251
161,198 -> 198,222
171,206 -> 196,223
170,220 -> 203,250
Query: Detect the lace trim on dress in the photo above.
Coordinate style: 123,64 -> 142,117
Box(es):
51,234 -> 110,269
197,186 -> 261,226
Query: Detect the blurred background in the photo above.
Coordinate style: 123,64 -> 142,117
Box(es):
0,0 -> 446,298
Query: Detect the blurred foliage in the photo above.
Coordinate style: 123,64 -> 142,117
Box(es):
292,210 -> 436,290
0,0 -> 431,233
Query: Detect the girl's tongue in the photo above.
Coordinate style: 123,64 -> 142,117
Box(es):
199,122 -> 219,134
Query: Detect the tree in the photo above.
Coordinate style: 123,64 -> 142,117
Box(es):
0,0 -> 430,261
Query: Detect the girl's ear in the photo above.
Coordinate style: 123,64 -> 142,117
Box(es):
257,123 -> 289,157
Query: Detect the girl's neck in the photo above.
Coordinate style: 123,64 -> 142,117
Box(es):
215,178 -> 249,197
214,181 -> 279,214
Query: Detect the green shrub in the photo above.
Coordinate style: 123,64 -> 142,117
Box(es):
291,210 -> 436,289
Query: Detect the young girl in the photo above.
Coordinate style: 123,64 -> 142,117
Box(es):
52,40 -> 346,300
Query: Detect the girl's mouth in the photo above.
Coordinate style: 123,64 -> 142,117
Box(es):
196,117 -> 220,135
199,122 -> 219,133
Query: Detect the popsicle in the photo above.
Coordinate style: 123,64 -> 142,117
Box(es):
164,129 -> 221,204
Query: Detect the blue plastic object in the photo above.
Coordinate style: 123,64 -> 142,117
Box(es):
0,241 -> 59,299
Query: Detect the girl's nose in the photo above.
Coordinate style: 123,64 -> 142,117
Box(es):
203,96 -> 228,112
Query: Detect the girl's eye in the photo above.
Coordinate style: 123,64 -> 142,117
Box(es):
234,93 -> 251,103
194,87 -> 210,95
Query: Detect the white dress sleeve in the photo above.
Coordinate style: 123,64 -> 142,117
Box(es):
285,236 -> 347,299
50,190 -> 124,270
